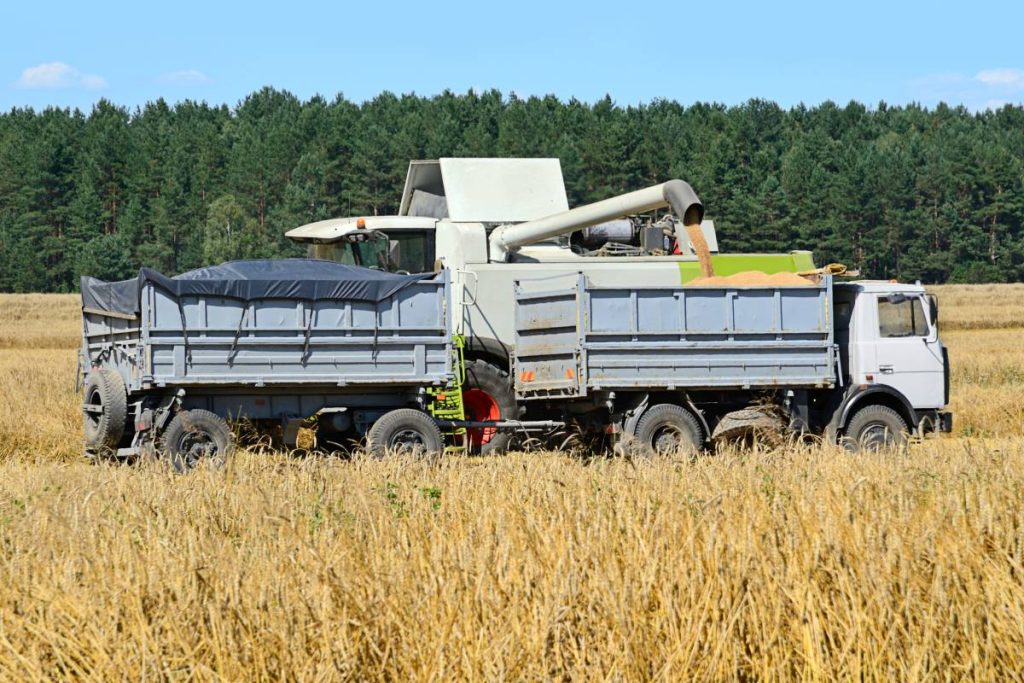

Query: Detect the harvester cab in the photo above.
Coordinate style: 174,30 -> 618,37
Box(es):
287,158 -> 726,271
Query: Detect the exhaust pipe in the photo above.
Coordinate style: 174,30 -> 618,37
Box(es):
489,180 -> 703,260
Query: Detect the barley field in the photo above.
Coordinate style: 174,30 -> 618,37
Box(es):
0,288 -> 1022,680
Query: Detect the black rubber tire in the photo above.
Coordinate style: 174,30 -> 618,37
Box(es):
160,409 -> 234,472
366,409 -> 444,457
843,405 -> 909,453
82,368 -> 127,454
463,359 -> 517,455
632,403 -> 704,457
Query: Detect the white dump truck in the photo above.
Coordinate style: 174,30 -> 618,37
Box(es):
285,159 -> 951,453
510,272 -> 951,453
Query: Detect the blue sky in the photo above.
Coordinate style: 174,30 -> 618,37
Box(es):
3,0 -> 1023,112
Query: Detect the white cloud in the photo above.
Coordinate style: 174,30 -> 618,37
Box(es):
15,62 -> 106,90
160,69 -> 212,85
980,99 -> 1010,111
909,67 -> 1024,111
975,68 -> 1024,89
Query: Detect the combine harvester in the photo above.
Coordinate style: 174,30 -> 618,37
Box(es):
79,159 -> 951,467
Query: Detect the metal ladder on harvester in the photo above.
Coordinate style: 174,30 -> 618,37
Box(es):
425,334 -> 468,454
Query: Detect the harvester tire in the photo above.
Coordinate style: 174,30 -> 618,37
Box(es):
632,403 -> 703,457
160,409 -> 234,472
463,359 -> 517,455
366,409 -> 444,457
82,368 -> 127,454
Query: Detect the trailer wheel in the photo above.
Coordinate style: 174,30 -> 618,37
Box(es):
843,405 -> 908,453
463,359 -> 517,455
632,403 -> 703,457
366,409 -> 444,457
160,409 -> 234,472
82,368 -> 127,454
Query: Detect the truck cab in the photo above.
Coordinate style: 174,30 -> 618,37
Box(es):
833,281 -> 951,440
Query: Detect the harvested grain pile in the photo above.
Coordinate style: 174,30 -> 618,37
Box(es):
687,270 -> 818,287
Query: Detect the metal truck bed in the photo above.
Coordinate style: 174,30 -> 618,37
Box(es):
81,267 -> 453,393
514,273 -> 835,400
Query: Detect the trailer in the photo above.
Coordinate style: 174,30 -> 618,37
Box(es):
512,273 -> 952,453
80,259 -> 466,468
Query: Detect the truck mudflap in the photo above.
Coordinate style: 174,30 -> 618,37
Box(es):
914,409 -> 953,436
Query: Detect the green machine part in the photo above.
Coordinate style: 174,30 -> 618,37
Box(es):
677,251 -> 816,282
426,334 -> 468,453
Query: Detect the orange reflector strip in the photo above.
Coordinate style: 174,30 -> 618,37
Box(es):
564,368 -> 575,379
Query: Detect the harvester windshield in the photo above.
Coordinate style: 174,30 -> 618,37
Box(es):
309,239 -> 385,269
308,230 -> 435,273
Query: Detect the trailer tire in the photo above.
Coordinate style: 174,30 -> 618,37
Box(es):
633,403 -> 703,457
366,409 -> 444,457
82,368 -> 127,454
463,359 -> 517,455
160,409 -> 234,472
843,405 -> 908,453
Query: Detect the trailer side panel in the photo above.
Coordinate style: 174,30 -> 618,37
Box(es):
514,274 -> 835,400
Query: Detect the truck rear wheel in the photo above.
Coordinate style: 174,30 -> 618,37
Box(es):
463,359 -> 517,455
82,368 -> 127,454
632,403 -> 703,457
843,405 -> 908,453
366,409 -> 444,457
160,409 -> 234,472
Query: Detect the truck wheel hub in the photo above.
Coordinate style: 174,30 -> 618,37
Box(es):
858,423 -> 896,451
390,429 -> 427,450
652,426 -> 682,452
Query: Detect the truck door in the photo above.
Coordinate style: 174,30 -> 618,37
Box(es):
871,293 -> 945,409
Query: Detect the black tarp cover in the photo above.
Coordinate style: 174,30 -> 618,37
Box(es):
81,259 -> 432,315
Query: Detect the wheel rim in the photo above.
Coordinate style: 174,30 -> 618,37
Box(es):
84,386 -> 103,433
174,429 -> 221,468
858,422 -> 897,451
463,388 -> 501,447
388,428 -> 429,454
651,424 -> 684,453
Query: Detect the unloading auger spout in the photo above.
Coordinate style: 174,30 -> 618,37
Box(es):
488,179 -> 704,261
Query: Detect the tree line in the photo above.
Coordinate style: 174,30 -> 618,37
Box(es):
1,88 -> 1023,291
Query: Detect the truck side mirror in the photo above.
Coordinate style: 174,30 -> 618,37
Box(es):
928,294 -> 939,325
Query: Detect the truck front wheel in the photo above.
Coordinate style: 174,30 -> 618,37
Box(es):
463,359 -> 517,455
843,405 -> 908,453
632,403 -> 703,457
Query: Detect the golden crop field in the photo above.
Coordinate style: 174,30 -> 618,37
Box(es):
0,288 -> 1022,680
